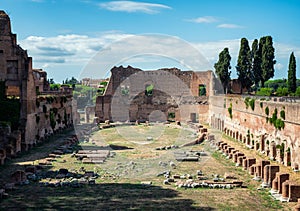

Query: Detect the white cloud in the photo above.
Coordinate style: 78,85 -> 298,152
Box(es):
274,42 -> 300,59
19,33 -> 300,81
217,23 -> 243,29
99,1 -> 171,14
193,39 -> 241,64
275,63 -> 284,70
187,16 -> 218,23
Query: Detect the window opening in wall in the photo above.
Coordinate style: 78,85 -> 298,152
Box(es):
199,84 -> 206,96
121,85 -> 129,96
168,112 -> 175,121
145,84 -> 153,96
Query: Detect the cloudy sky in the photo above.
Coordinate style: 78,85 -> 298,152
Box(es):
2,0 -> 300,82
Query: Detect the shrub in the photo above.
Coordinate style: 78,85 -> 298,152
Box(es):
249,99 -> 255,111
296,87 -> 300,97
265,106 -> 269,116
228,103 -> 233,119
276,87 -> 289,96
280,110 -> 285,120
256,88 -> 273,96
244,97 -> 250,109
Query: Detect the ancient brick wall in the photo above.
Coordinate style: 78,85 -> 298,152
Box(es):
0,11 -> 75,160
95,66 -> 211,123
209,95 -> 300,169
23,95 -> 73,149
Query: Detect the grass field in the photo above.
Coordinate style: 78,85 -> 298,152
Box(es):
0,123 -> 292,210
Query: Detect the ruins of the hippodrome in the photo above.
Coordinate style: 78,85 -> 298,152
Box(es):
1,9 -> 300,210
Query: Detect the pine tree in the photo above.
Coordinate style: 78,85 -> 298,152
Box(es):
260,36 -> 276,87
251,39 -> 261,88
288,52 -> 297,93
236,38 -> 252,93
214,48 -> 231,94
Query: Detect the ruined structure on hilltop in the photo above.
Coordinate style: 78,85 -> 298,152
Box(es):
0,11 -> 74,164
95,66 -> 213,123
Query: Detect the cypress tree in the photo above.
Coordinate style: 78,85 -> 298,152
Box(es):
260,36 -> 276,87
214,48 -> 231,94
251,39 -> 261,88
288,52 -> 297,93
236,38 -> 252,93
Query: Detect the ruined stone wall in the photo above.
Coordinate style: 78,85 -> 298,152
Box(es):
0,11 -> 75,162
23,95 -> 73,150
95,66 -> 211,123
209,95 -> 300,169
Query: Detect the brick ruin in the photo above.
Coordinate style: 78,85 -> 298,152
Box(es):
95,66 -> 213,123
0,11 -> 74,164
210,95 -> 300,170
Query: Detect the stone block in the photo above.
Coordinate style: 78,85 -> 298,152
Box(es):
263,165 -> 279,186
289,183 -> 300,202
260,160 -> 270,181
278,173 -> 289,194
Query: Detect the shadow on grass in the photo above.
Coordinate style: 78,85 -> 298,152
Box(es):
1,183 -> 215,210
77,144 -> 134,151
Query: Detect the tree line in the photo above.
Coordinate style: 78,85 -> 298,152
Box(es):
214,36 -> 297,95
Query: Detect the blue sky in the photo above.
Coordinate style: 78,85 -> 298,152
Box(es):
2,0 -> 300,82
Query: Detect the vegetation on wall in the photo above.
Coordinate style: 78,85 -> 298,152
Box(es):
228,103 -> 233,119
244,97 -> 255,110
0,80 -> 20,130
267,108 -> 285,130
280,109 -> 285,120
49,110 -> 56,130
260,102 -> 263,108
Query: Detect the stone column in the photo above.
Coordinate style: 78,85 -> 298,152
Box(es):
249,165 -> 255,175
278,173 -> 290,194
268,165 -> 280,187
238,156 -> 245,166
271,175 -> 279,193
260,135 -> 265,152
247,158 -> 256,170
254,164 -> 262,180
284,151 -> 291,166
276,148 -> 282,163
269,142 -> 276,160
260,160 -> 270,182
281,181 -> 290,201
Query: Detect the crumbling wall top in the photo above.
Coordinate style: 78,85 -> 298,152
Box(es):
0,10 -> 11,35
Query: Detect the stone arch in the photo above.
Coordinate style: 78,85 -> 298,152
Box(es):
129,89 -> 179,122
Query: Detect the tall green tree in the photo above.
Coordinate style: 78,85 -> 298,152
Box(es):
236,38 -> 252,93
251,39 -> 261,88
260,36 -> 276,87
214,48 -> 231,94
288,52 -> 297,93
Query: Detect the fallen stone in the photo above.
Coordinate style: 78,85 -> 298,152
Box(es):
141,181 -> 152,185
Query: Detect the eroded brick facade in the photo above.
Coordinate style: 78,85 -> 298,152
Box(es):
95,66 -> 212,123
